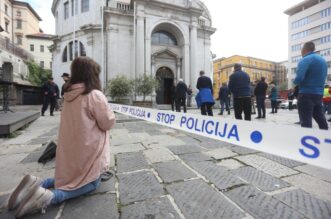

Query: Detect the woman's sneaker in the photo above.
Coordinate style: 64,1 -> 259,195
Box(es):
7,175 -> 42,210
15,186 -> 53,218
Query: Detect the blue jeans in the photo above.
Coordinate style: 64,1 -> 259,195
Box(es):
41,177 -> 101,205
298,94 -> 328,130
220,99 -> 230,114
256,96 -> 266,118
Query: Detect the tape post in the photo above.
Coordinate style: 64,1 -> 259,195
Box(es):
110,103 -> 331,170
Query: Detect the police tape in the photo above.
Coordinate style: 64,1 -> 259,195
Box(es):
109,103 -> 331,170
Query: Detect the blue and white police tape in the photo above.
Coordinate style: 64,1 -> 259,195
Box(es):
110,103 -> 331,170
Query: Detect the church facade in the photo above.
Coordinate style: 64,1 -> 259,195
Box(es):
51,0 -> 215,104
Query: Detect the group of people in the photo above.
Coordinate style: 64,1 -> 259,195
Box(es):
41,73 -> 70,116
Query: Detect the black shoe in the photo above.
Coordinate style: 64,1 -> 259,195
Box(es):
262,116 -> 266,119
41,113 -> 44,116
294,121 -> 301,125
50,113 -> 54,116
270,112 -> 274,114
255,117 -> 262,119
328,118 -> 331,122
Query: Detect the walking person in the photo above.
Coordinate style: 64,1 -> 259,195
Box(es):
228,63 -> 252,121
269,84 -> 278,114
254,77 -> 268,119
196,70 -> 214,116
218,82 -> 230,115
187,85 -> 193,107
287,89 -> 295,110
294,41 -> 328,130
250,82 -> 256,115
41,77 -> 59,116
59,73 -> 70,110
7,57 -> 116,218
175,79 -> 188,113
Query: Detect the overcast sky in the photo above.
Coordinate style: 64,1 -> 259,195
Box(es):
27,0 -> 303,62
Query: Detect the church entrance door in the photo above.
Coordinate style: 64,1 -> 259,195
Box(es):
156,67 -> 174,105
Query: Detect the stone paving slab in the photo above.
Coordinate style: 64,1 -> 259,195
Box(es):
167,145 -> 203,155
274,189 -> 331,219
236,154 -> 298,178
198,141 -> 228,150
111,133 -> 151,146
283,174 -> 331,202
110,143 -> 145,154
232,166 -> 290,192
0,144 -> 41,156
294,165 -> 331,183
20,148 -> 44,164
217,159 -> 245,170
229,145 -> 258,155
0,193 -> 9,210
188,161 -> 244,190
0,204 -> 61,219
225,185 -> 304,219
204,148 -> 237,160
260,153 -> 304,168
116,152 -> 149,173
153,161 -> 197,183
121,196 -> 181,219
176,136 -> 201,145
144,148 -> 175,163
179,152 -> 213,162
61,194 -> 118,219
143,135 -> 186,148
166,179 -> 244,219
118,171 -> 164,205
89,178 -> 115,195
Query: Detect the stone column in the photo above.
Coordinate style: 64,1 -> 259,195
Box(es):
177,58 -> 182,81
151,57 -> 156,75
184,43 -> 190,85
145,37 -> 151,75
190,21 -> 198,88
136,16 -> 145,76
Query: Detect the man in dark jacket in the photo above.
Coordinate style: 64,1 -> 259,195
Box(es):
254,77 -> 268,119
218,82 -> 230,115
196,70 -> 214,116
228,63 -> 251,121
60,73 -> 70,97
41,77 -> 59,116
175,79 -> 188,113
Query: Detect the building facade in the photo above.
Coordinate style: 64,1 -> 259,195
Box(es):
275,60 -> 289,91
213,55 -> 278,96
51,0 -> 216,105
26,33 -> 54,70
285,0 -> 331,88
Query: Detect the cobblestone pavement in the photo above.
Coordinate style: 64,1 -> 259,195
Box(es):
0,110 -> 331,219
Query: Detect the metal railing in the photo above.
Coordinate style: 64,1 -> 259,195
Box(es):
106,0 -> 133,12
0,36 -> 34,61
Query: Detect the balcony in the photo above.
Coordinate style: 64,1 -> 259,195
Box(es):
0,36 -> 33,61
106,0 -> 133,12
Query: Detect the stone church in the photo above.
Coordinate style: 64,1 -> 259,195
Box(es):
51,0 -> 215,105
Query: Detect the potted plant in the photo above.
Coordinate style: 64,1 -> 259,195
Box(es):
133,74 -> 159,107
107,75 -> 133,104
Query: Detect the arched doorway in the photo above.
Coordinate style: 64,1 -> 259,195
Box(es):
156,67 -> 174,104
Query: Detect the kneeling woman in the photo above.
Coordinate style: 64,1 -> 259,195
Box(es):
7,57 -> 116,218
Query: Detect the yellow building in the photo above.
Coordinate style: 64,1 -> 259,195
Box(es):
213,55 -> 278,97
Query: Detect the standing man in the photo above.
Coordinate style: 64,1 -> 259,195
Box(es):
228,63 -> 251,121
175,79 -> 188,113
41,77 -> 59,116
323,84 -> 331,122
294,41 -> 328,130
269,84 -> 279,114
196,70 -> 214,116
187,85 -> 193,107
60,73 -> 70,97
218,82 -> 230,115
250,82 -> 256,115
254,77 -> 268,119
287,88 -> 295,110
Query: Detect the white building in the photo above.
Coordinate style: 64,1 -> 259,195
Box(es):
51,0 -> 216,105
26,33 -> 54,69
285,0 -> 331,88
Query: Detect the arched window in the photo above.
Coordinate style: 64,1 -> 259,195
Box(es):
62,46 -> 68,62
80,42 -> 86,56
152,31 -> 177,46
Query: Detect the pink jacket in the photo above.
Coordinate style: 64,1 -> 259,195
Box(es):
55,83 -> 115,190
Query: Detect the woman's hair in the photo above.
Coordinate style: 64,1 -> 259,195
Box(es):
67,57 -> 101,94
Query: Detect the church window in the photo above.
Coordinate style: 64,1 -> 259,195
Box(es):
62,46 -> 68,62
152,31 -> 177,46
64,2 -> 69,19
81,0 -> 89,13
80,42 -> 86,56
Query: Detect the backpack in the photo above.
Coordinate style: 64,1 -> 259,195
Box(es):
38,141 -> 57,164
